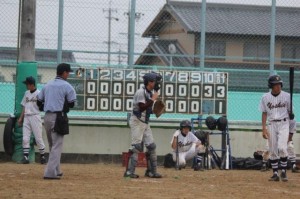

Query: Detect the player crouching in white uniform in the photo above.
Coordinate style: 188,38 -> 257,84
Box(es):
18,76 -> 46,164
171,120 -> 204,171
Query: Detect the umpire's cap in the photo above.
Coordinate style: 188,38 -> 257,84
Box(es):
22,76 -> 36,85
268,75 -> 283,88
57,63 -> 73,75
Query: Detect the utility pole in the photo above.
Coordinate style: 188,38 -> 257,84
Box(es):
14,0 -> 37,163
19,0 -> 36,61
124,2 -> 143,66
103,0 -> 118,65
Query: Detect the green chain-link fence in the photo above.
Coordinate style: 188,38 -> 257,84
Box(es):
1,0 -> 300,123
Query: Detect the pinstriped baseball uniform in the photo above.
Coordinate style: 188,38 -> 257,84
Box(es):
21,89 -> 45,156
287,119 -> 297,165
170,130 -> 201,166
262,119 -> 296,162
259,90 -> 290,160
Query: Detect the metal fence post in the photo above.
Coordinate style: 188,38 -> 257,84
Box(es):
57,0 -> 64,64
269,0 -> 276,75
128,0 -> 136,68
200,0 -> 206,71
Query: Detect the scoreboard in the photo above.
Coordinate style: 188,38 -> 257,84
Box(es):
68,68 -> 228,115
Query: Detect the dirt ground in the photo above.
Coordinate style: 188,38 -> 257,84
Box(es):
0,163 -> 299,199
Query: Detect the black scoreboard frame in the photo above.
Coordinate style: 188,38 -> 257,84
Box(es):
69,68 -> 228,115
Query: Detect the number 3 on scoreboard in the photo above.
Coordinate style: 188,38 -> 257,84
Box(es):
216,85 -> 226,98
203,84 -> 214,98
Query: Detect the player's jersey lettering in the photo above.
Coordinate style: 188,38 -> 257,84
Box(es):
178,141 -> 193,148
267,102 -> 286,110
25,97 -> 37,103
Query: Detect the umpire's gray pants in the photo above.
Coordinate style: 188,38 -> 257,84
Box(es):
44,112 -> 64,178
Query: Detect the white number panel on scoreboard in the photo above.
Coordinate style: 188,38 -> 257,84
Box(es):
68,68 -> 228,115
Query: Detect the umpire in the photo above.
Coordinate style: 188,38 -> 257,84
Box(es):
37,63 -> 76,180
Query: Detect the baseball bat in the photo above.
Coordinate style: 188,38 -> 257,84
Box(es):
289,66 -> 294,115
175,136 -> 180,170
225,145 -> 229,170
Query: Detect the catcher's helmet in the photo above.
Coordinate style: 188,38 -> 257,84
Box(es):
268,75 -> 283,88
205,116 -> 217,130
143,72 -> 162,91
180,120 -> 192,130
143,72 -> 159,84
217,116 -> 228,131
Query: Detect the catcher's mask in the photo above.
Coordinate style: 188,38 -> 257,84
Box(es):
205,116 -> 217,130
143,72 -> 162,92
180,120 -> 192,131
268,75 -> 283,88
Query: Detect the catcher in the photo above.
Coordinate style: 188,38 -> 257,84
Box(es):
171,120 -> 205,171
123,72 -> 163,178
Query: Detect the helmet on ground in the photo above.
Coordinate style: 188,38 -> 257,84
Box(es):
268,75 -> 283,88
217,116 -> 228,131
205,116 -> 217,130
180,120 -> 192,130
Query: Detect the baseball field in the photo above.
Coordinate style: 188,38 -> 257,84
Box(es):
0,163 -> 299,198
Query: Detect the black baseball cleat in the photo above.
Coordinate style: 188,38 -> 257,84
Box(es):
57,173 -> 63,177
194,163 -> 204,171
292,165 -> 300,173
280,172 -> 288,182
21,156 -> 29,164
43,177 -> 61,180
123,171 -> 139,178
40,156 -> 47,164
268,173 -> 280,181
145,170 -> 162,178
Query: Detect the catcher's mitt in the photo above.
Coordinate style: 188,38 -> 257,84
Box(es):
152,100 -> 165,118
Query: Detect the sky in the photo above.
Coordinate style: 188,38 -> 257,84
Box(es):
1,0 -> 300,64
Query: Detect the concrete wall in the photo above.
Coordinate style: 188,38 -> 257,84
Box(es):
1,121 -> 299,158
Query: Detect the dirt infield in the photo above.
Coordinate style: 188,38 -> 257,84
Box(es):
0,163 -> 299,199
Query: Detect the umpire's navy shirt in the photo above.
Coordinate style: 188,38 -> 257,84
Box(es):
37,77 -> 76,112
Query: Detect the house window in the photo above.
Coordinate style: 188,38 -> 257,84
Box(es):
243,42 -> 269,62
281,44 -> 300,63
205,41 -> 226,60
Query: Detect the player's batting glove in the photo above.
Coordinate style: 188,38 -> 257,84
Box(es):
289,113 -> 295,120
173,130 -> 180,137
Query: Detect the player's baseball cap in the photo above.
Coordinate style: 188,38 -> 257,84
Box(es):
56,63 -> 73,74
22,76 -> 36,85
